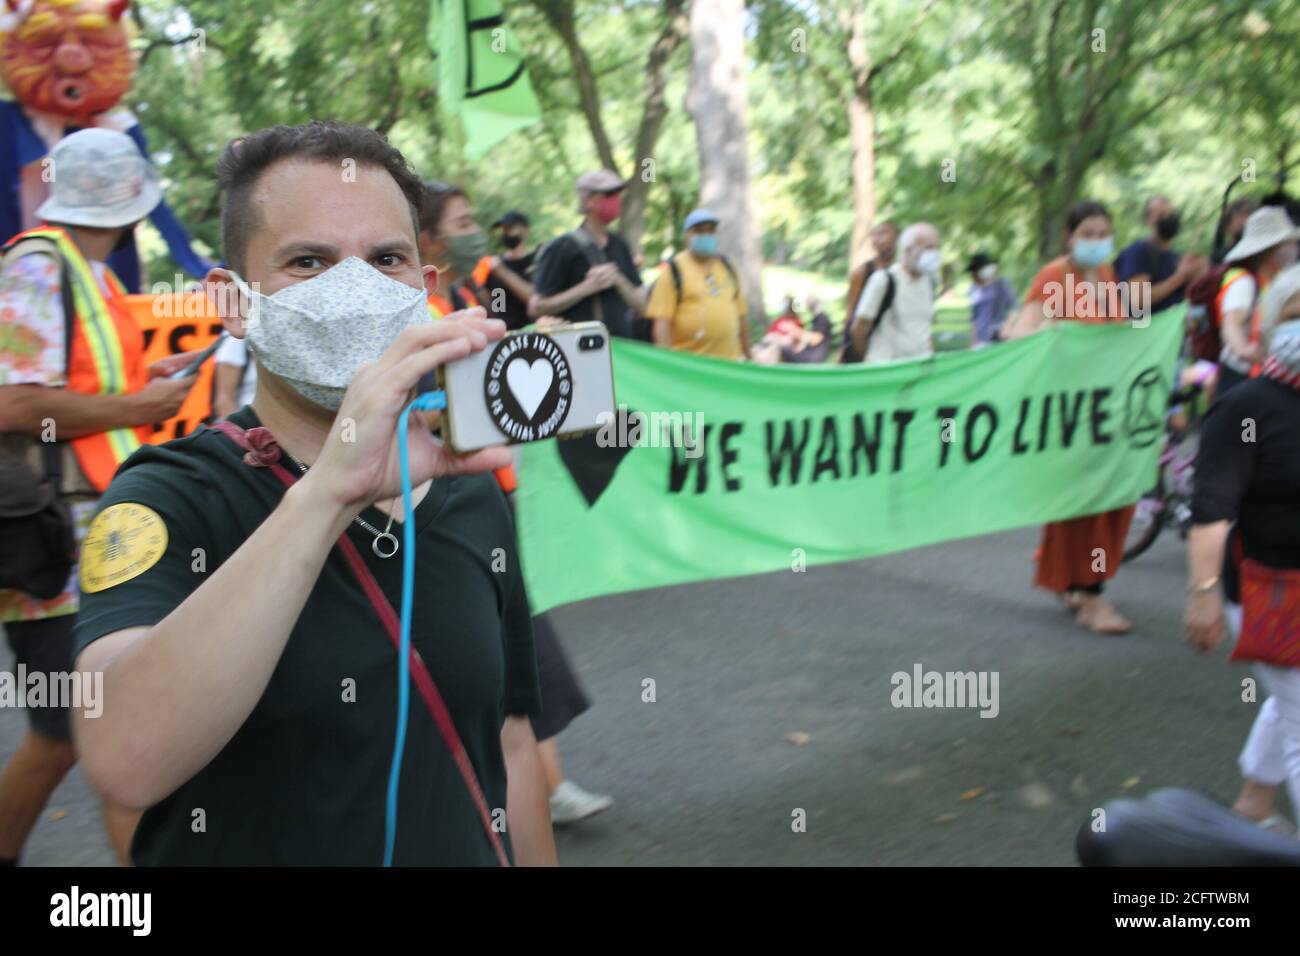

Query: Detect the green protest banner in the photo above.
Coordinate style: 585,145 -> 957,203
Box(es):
429,0 -> 542,160
515,313 -> 1183,614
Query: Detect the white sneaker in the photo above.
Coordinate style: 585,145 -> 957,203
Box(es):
549,780 -> 613,825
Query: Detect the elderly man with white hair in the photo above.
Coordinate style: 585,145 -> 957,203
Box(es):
848,222 -> 941,363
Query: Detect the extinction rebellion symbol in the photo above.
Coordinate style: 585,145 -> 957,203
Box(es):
1123,366 -> 1166,449
484,332 -> 572,442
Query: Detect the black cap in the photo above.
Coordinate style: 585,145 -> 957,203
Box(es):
967,252 -> 995,274
492,210 -> 530,229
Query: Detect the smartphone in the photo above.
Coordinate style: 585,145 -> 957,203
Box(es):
168,332 -> 227,380
440,322 -> 615,452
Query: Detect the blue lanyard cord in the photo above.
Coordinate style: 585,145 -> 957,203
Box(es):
384,389 -> 448,867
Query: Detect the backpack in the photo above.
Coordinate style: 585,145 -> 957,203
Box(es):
647,252 -> 744,340
0,235 -> 78,598
1185,263 -> 1251,363
656,252 -> 741,303
840,269 -> 897,363
550,227 -> 652,342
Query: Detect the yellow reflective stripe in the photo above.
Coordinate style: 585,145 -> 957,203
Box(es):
16,228 -> 141,468
62,245 -> 126,394
61,251 -> 139,460
104,425 -> 141,461
52,242 -> 140,461
26,228 -> 127,393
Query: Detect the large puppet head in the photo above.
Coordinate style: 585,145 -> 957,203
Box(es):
0,0 -> 134,120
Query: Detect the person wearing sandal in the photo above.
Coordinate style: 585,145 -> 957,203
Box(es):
1002,200 -> 1135,634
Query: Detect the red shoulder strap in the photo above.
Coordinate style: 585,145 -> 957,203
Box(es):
209,420 -> 510,866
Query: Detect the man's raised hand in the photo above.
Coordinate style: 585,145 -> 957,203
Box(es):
307,312 -> 512,512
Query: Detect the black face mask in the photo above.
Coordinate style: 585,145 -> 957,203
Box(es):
1155,213 -> 1181,241
112,223 -> 137,252
500,234 -> 523,250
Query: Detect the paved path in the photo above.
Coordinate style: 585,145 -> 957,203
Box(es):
1,526 -> 1256,866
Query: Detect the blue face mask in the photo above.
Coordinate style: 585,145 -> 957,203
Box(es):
689,234 -> 719,257
1072,236 -> 1113,268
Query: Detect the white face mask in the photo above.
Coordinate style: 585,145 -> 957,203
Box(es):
1270,319 -> 1300,376
978,264 -> 997,282
914,248 -> 941,275
234,257 -> 430,411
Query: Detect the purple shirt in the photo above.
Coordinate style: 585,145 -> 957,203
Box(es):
969,277 -> 1016,344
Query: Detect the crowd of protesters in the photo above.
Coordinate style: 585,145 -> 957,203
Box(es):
1,118 -> 1299,866
447,171 -> 1300,834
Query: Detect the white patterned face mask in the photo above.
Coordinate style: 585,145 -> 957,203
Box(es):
234,257 -> 430,411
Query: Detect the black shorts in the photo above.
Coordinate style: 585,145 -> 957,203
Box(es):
3,614 -> 76,741
529,614 -> 591,742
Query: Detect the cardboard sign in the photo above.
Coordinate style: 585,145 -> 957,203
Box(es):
122,293 -> 223,443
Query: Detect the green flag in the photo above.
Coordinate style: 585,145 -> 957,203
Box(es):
430,0 -> 542,160
515,313 -> 1184,614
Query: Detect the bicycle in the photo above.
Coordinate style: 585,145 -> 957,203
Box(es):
1122,361 -> 1217,563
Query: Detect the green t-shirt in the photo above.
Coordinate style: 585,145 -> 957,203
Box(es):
73,408 -> 540,865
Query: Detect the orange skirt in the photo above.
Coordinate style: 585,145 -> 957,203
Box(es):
1034,506 -> 1135,593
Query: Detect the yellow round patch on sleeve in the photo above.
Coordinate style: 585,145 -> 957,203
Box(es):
79,503 -> 169,594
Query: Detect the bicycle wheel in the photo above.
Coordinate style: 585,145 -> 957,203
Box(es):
1123,475 -> 1167,563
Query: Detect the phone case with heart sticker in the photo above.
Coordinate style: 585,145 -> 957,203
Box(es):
440,321 -> 616,452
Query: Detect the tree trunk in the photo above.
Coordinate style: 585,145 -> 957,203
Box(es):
621,0 -> 689,256
1037,197 -> 1064,263
687,0 -> 765,325
846,5 -> 877,269
1035,162 -> 1082,262
535,1 -> 619,173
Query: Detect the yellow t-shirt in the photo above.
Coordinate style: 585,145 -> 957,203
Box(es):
645,253 -> 746,359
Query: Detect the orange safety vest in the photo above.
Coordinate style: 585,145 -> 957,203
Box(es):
426,292 -> 459,317
427,286 -> 482,317
426,259 -> 516,493
1216,268 -> 1265,377
425,257 -> 492,317
5,226 -> 149,492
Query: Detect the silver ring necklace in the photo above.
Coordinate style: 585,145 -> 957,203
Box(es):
285,456 -> 400,558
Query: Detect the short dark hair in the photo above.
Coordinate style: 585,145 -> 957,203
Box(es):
419,181 -> 467,237
216,121 -> 425,274
1065,200 -> 1111,234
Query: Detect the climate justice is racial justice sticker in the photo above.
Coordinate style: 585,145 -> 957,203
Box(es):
484,332 -> 572,442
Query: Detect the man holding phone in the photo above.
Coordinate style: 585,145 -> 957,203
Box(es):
0,128 -> 199,866
69,121 -> 555,866
528,170 -> 645,337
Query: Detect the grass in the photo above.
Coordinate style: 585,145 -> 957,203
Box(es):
759,264 -> 974,352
